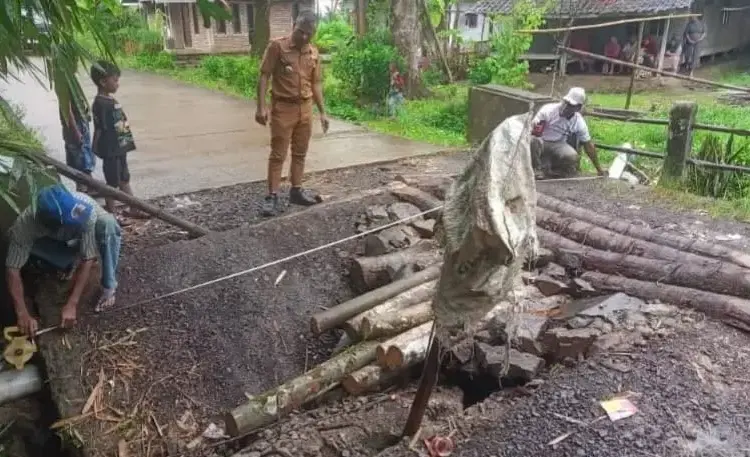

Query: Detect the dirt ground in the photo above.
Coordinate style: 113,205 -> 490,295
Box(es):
33,144 -> 750,457
449,319 -> 750,457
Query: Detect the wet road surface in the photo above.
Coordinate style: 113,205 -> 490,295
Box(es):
1,65 -> 442,198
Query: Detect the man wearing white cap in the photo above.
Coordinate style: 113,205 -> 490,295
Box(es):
531,87 -> 604,178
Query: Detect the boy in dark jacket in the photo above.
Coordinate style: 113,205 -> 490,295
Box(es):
90,61 -> 145,219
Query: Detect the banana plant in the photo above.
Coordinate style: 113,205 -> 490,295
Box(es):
0,0 -> 227,215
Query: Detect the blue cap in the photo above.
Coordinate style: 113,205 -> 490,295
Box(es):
36,185 -> 93,229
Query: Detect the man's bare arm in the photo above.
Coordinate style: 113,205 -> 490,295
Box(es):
257,73 -> 270,111
583,141 -> 604,174
66,259 -> 94,308
6,269 -> 28,318
312,81 -> 325,116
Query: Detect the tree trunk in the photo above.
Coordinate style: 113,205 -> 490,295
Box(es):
376,322 -> 433,370
391,0 -> 423,97
581,271 -> 750,325
536,207 -> 736,269
350,240 -> 442,292
311,265 -> 441,335
342,280 -> 437,340
537,194 -> 750,269
252,0 -> 270,56
418,0 -> 453,83
393,174 -> 456,200
342,363 -> 407,395
361,301 -> 434,340
225,341 -> 380,436
539,229 -> 750,299
390,185 -> 444,217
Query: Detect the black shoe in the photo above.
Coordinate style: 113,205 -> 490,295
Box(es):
261,194 -> 283,217
289,187 -> 321,206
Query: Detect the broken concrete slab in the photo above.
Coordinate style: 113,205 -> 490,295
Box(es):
515,315 -> 549,356
524,248 -> 555,270
364,225 -> 419,255
366,205 -> 390,223
475,342 -> 506,377
640,303 -> 679,317
507,349 -> 545,381
542,262 -> 567,279
387,202 -> 423,221
410,219 -> 436,238
569,278 -> 597,298
576,293 -> 644,322
543,327 -> 601,360
532,275 -> 571,297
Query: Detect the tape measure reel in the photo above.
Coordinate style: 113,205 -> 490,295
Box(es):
3,327 -> 37,370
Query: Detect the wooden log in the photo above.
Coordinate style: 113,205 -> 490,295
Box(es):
350,240 -> 442,292
311,265 -> 441,335
376,322 -> 433,370
342,280 -> 437,340
361,301 -> 434,340
581,271 -> 750,325
536,207 -> 738,269
539,229 -> 750,299
537,194 -> 750,269
342,363 -> 407,396
225,341 -> 379,436
36,153 -> 210,237
393,174 -> 455,200
389,185 -> 444,218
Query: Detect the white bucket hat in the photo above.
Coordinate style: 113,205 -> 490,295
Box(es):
563,87 -> 586,106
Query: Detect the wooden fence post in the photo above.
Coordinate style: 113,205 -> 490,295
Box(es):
662,101 -> 697,184
625,21 -> 645,110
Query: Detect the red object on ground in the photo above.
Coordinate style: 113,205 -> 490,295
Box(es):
424,436 -> 455,457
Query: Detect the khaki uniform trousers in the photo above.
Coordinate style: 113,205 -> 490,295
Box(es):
268,98 -> 313,191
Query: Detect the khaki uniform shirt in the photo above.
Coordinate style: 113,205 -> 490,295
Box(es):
260,36 -> 321,101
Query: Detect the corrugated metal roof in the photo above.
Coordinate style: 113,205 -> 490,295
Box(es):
468,0 -> 693,17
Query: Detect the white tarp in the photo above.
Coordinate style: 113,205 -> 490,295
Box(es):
432,112 -> 539,348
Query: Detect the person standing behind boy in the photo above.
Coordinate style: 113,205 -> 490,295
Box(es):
90,61 -> 146,221
60,99 -> 96,194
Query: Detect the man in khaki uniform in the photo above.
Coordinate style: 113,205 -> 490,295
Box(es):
255,10 -> 329,217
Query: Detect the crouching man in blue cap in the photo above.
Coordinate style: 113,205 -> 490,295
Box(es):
5,184 -> 121,335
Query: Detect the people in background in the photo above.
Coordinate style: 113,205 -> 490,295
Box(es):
570,31 -> 593,73
387,62 -> 405,118
640,36 -> 657,67
6,185 -> 122,335
255,10 -> 328,217
621,36 -> 636,71
530,87 -> 604,179
683,16 -> 706,74
602,36 -> 621,74
664,35 -> 682,71
91,60 -> 148,222
60,99 -> 95,194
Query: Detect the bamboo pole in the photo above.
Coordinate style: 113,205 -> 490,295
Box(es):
657,16 -> 672,73
518,13 -> 700,34
35,154 -> 210,237
558,47 -> 750,93
625,21 -> 645,110
586,110 -> 750,136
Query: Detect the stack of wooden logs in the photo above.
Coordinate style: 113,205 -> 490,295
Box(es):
225,175 -> 750,437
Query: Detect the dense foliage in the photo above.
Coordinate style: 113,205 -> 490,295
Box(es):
468,0 -> 547,87
315,15 -> 354,54
684,134 -> 750,199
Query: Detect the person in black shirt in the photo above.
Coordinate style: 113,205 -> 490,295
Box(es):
60,99 -> 95,193
90,61 -> 146,220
